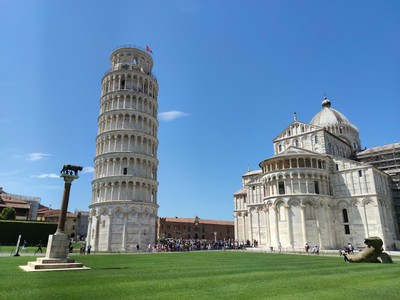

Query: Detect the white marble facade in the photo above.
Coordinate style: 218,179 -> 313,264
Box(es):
88,46 -> 159,252
234,98 -> 398,250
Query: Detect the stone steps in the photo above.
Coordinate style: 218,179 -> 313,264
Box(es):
20,257 -> 90,272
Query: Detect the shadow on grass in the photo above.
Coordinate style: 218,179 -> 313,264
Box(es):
99,266 -> 130,270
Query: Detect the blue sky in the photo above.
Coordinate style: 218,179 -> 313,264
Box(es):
1,0 -> 399,221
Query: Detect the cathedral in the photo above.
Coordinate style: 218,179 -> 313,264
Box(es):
233,98 -> 398,250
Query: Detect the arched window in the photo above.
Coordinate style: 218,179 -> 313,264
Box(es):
314,135 -> 318,144
342,209 -> 349,223
278,144 -> 282,152
342,208 -> 350,234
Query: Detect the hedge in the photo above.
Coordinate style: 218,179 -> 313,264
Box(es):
0,220 -> 57,246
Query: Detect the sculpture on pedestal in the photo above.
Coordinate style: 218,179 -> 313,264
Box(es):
343,237 -> 393,263
20,164 -> 89,271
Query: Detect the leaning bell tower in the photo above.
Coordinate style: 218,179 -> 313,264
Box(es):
87,45 -> 159,252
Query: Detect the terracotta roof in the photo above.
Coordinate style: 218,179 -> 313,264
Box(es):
37,209 -> 76,218
161,217 -> 234,226
0,195 -> 30,209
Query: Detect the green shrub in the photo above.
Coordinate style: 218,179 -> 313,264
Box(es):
0,207 -> 16,220
0,220 -> 57,246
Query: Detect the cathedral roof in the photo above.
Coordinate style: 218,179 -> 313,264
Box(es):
310,97 -> 357,130
243,170 -> 262,176
274,146 -> 323,157
234,188 -> 247,195
357,142 -> 400,156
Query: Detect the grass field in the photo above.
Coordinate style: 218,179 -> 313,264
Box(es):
1,251 -> 399,299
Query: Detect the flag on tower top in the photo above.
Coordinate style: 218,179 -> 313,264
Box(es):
145,45 -> 153,53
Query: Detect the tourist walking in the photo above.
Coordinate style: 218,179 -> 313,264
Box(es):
313,245 -> 319,255
22,240 -> 28,252
346,243 -> 354,254
305,243 -> 310,255
35,240 -> 43,253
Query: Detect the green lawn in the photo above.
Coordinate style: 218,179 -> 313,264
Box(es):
0,251 -> 398,299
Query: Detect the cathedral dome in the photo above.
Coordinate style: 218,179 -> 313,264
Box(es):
310,97 -> 355,129
310,97 -> 361,152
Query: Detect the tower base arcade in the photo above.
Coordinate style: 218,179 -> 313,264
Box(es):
87,201 -> 158,252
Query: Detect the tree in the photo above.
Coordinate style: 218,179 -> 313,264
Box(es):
0,207 -> 16,220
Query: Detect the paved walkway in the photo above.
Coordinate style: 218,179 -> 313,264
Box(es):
246,246 -> 400,261
0,251 -> 46,257
1,247 -> 400,260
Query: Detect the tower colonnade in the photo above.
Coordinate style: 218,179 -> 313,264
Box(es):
100,91 -> 158,118
101,72 -> 158,99
95,132 -> 158,157
97,113 -> 157,136
94,155 -> 158,179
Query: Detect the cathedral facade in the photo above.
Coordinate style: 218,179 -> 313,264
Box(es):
87,46 -> 159,252
234,98 -> 398,250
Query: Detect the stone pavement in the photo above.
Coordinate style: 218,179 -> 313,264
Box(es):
0,251 -> 46,257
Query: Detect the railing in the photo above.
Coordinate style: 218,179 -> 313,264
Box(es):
103,64 -> 157,82
113,44 -> 151,55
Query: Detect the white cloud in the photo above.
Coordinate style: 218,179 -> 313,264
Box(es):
27,153 -> 51,161
82,166 -> 94,173
31,173 -> 60,179
158,111 -> 190,121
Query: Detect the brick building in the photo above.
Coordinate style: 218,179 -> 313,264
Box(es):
36,207 -> 78,239
0,187 -> 41,220
157,216 -> 234,241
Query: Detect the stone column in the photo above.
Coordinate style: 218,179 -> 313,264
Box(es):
268,205 -> 279,247
234,213 -> 238,241
56,174 -> 78,234
86,216 -> 92,248
248,210 -> 253,242
256,209 -> 261,244
108,212 -> 113,251
46,166 -> 81,259
122,212 -> 128,250
242,213 -> 246,241
314,204 -> 322,248
300,204 -> 307,245
285,205 -> 292,248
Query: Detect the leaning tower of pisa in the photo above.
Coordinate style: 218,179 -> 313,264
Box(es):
87,46 -> 159,252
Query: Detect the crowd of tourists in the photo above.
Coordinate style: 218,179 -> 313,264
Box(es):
144,239 -> 250,252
